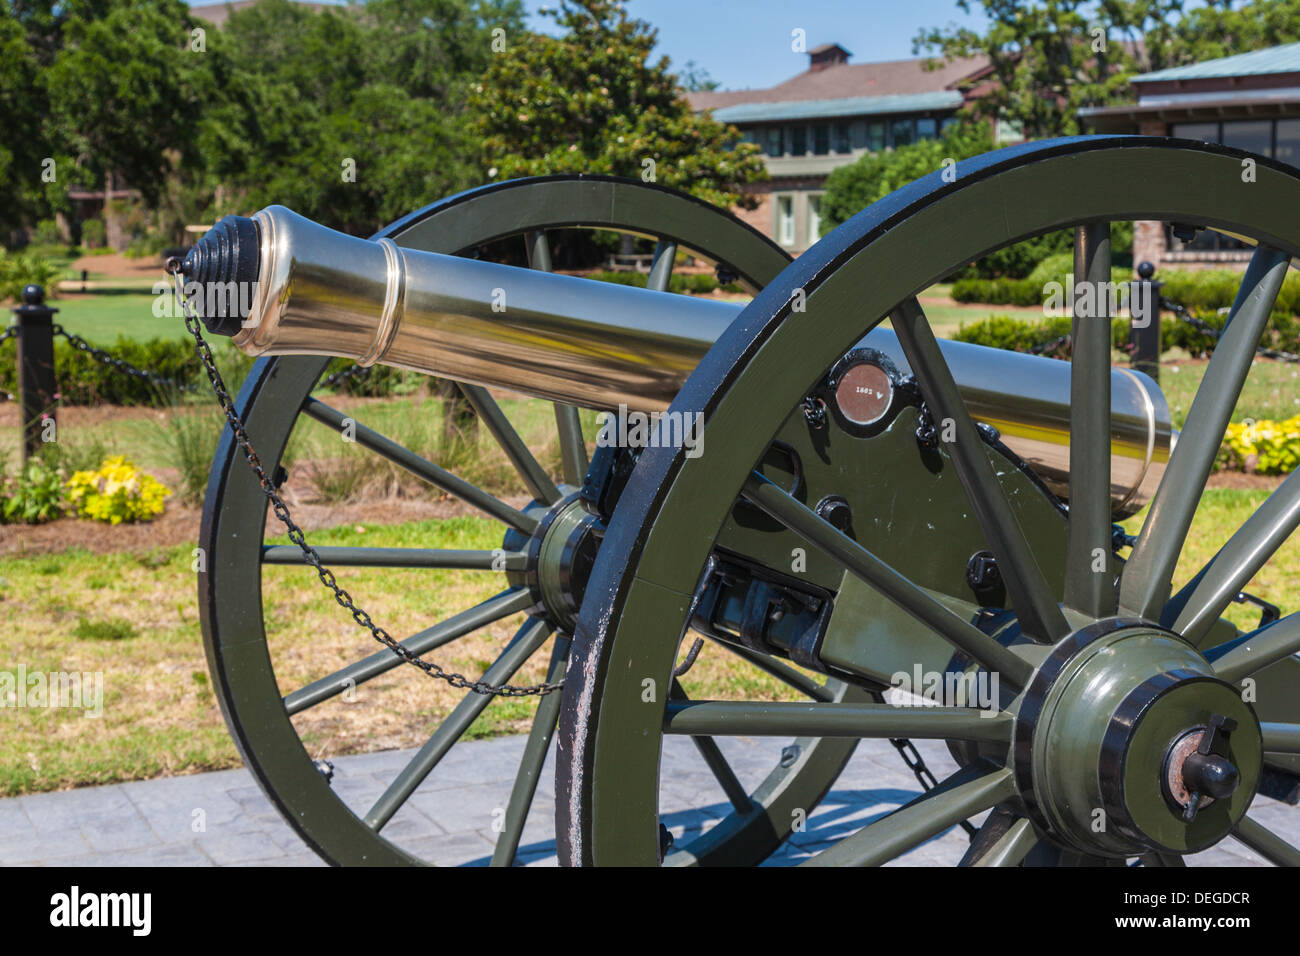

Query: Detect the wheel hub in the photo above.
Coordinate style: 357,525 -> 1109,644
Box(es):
505,494 -> 603,632
1015,619 -> 1262,858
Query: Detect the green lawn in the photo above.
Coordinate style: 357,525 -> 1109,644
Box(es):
45,293 -> 184,344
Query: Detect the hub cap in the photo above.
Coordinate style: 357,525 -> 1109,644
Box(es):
1017,620 -> 1262,857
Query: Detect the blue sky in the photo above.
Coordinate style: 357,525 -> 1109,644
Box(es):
186,0 -> 990,90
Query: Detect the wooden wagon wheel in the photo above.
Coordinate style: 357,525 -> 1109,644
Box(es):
558,137 -> 1300,866
198,175 -> 865,866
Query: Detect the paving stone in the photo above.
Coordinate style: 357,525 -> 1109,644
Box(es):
1,736 -> 1292,866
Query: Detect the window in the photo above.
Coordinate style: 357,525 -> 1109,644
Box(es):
789,126 -> 807,156
891,117 -> 916,148
1222,120 -> 1272,158
1277,118 -> 1300,169
917,117 -> 938,140
1171,122 -> 1219,144
850,120 -> 867,150
940,116 -> 959,134
834,124 -> 852,154
808,194 -> 823,243
868,122 -> 885,151
813,124 -> 830,155
765,127 -> 783,157
777,195 -> 795,246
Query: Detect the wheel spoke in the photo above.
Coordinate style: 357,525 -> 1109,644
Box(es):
801,764 -> 1015,867
1168,470 -> 1300,642
890,297 -> 1069,642
959,807 -> 1038,867
743,470 -> 1034,690
663,699 -> 1012,743
283,588 -> 534,716
262,545 -> 528,571
490,632 -> 571,867
671,680 -> 753,815
457,383 -> 563,504
303,398 -> 538,534
1231,814 -> 1300,867
1064,224 -> 1116,618
554,405 -> 588,486
1262,722 -> 1300,754
1121,246 -> 1291,618
527,227 -> 589,488
648,239 -> 677,292
711,637 -> 835,702
365,617 -> 555,832
1208,611 -> 1300,684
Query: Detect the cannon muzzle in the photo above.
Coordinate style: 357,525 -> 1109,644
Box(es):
184,205 -> 1172,516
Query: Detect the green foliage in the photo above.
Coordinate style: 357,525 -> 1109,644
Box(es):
73,617 -> 138,641
468,0 -> 767,210
1221,416 -> 1300,475
79,219 -> 106,249
952,314 -> 1073,352
820,120 -> 993,236
583,269 -> 741,294
0,250 -> 62,302
0,336 -> 198,405
914,1 -> 1300,141
0,456 -> 67,525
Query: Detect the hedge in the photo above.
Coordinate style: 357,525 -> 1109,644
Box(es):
586,270 -> 743,295
0,336 -> 201,406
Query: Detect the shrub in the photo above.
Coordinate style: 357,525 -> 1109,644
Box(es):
952,315 -> 1073,352
1221,415 -> 1300,475
66,456 -> 171,524
0,250 -> 62,302
0,457 -> 67,524
80,219 -> 107,249
31,219 -> 63,247
0,336 -> 200,405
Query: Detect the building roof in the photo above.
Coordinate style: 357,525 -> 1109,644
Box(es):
712,90 -> 964,125
1135,41 -> 1300,83
190,1 -> 328,28
688,55 -> 989,114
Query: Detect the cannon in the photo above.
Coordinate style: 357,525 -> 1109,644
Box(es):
188,136 -> 1300,867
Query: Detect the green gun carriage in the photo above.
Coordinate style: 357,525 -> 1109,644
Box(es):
181,135 -> 1300,866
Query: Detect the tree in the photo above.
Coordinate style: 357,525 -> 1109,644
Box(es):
42,0 -> 205,245
916,1 -> 1300,140
467,0 -> 766,209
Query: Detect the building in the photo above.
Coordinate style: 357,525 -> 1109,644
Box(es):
688,44 -> 994,253
1081,42 -> 1300,271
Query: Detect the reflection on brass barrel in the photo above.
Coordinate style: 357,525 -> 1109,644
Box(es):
223,206 -> 1171,517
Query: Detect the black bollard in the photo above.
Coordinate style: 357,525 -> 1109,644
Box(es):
12,284 -> 58,462
1130,261 -> 1162,383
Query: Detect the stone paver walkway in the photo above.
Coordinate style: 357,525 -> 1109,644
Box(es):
1,736 -> 1292,866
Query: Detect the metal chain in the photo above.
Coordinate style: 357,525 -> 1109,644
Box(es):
0,325 -> 17,346
888,737 -> 979,838
167,264 -> 560,697
52,324 -> 198,392
1028,332 -> 1071,357
1161,295 -> 1300,364
318,362 -> 370,390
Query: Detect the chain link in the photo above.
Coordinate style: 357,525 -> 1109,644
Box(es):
52,324 -> 199,392
0,325 -> 18,346
1161,295 -> 1300,364
888,737 -> 980,838
167,265 -> 560,697
318,362 -> 371,390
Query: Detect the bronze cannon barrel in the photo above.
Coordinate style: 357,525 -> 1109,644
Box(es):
181,205 -> 1172,516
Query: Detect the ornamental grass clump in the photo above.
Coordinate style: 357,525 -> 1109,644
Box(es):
66,456 -> 171,524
